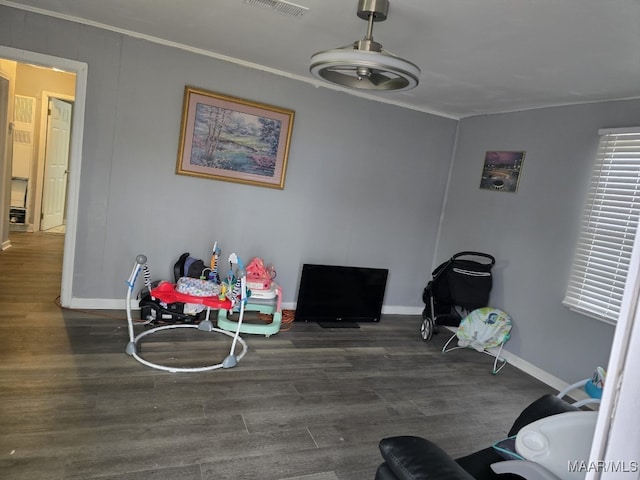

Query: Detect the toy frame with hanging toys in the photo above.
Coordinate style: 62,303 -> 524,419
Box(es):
124,248 -> 248,373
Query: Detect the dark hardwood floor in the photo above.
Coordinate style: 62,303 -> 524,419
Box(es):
0,232 -> 558,480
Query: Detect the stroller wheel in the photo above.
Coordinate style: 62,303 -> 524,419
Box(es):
420,318 -> 434,342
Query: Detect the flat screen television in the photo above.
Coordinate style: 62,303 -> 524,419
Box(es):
294,264 -> 389,326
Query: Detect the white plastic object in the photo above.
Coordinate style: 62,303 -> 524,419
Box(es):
515,411 -> 598,480
249,283 -> 278,299
492,460 -> 563,480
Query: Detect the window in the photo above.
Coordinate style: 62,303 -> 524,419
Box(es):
563,127 -> 640,324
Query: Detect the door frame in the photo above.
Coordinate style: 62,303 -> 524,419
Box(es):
35,91 -> 75,233
0,71 -> 11,251
0,46 -> 87,307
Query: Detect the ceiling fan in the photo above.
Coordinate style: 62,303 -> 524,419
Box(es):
309,0 -> 420,92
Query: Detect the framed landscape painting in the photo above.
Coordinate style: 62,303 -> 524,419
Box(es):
479,151 -> 525,193
176,86 -> 295,189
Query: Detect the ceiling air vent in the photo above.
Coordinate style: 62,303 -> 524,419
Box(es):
243,0 -> 309,18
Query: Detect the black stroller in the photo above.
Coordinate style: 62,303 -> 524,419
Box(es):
420,251 -> 495,341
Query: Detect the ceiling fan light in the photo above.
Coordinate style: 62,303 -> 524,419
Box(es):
309,0 -> 420,92
310,49 -> 420,92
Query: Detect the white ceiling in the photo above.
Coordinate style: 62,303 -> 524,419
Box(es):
3,0 -> 640,118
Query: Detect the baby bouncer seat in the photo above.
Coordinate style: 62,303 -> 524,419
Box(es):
443,307 -> 512,374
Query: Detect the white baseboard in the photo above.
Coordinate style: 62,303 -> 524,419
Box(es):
499,349 -> 565,391
1,239 -> 11,251
499,348 -> 591,404
70,299 -> 424,315
382,305 -> 424,315
69,297 -> 130,310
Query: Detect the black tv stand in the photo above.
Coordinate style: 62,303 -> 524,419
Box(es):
317,321 -> 360,329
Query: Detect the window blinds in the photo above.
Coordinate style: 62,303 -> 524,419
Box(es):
563,128 -> 640,324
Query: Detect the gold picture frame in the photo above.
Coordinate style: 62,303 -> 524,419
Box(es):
176,86 -> 295,189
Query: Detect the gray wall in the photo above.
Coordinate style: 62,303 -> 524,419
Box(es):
0,5 -> 457,308
437,100 -> 640,381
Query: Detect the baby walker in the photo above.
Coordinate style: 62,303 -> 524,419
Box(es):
217,256 -> 283,337
125,248 -> 248,373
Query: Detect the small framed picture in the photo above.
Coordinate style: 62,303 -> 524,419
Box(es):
479,151 -> 525,193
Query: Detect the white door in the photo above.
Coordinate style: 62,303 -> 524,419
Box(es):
41,97 -> 72,231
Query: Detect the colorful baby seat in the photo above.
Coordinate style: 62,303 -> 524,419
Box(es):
442,307 -> 512,374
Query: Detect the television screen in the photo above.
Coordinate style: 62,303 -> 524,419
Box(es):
294,264 -> 388,325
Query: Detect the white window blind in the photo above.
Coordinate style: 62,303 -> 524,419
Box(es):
563,127 -> 640,324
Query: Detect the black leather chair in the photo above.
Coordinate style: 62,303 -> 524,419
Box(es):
375,394 -> 580,480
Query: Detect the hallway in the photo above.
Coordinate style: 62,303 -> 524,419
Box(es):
0,231 -> 64,306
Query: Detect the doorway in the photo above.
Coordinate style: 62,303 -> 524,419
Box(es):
0,46 -> 87,307
7,65 -> 76,235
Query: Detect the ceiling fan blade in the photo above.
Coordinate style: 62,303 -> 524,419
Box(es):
368,71 -> 394,86
326,67 -> 392,85
315,63 -> 412,91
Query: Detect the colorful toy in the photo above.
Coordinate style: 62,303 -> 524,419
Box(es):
125,251 -> 248,373
245,257 -> 276,291
208,241 -> 221,284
